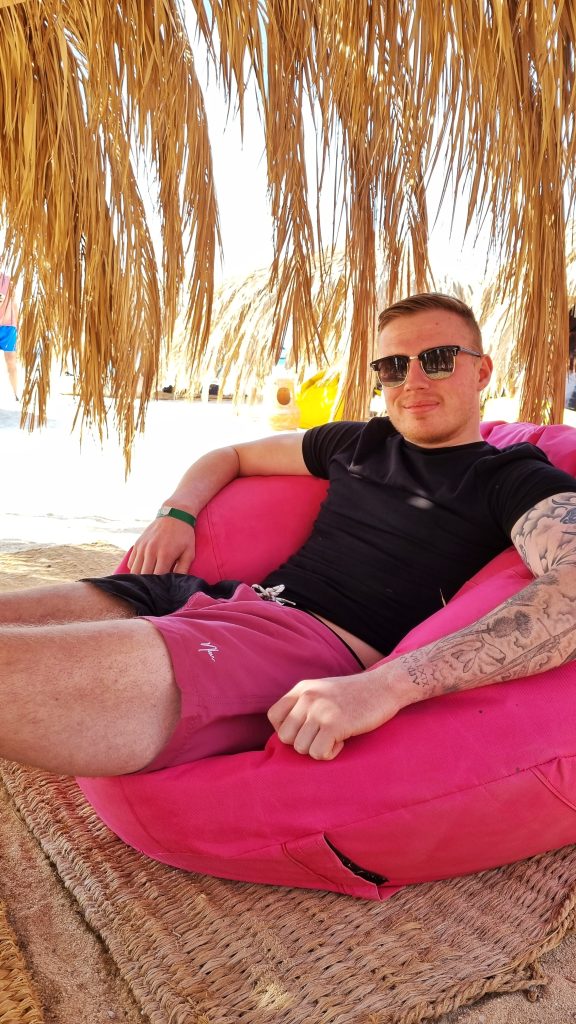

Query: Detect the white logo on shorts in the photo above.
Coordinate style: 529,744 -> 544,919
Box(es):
199,641 -> 219,661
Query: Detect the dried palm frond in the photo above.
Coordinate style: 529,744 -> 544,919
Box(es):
0,0 -> 219,461
169,250 -> 352,401
487,231 -> 576,404
1,0 -> 575,456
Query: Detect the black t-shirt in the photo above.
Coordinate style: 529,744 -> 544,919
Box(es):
261,418 -> 576,653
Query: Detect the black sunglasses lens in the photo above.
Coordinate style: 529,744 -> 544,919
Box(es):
376,355 -> 409,385
420,347 -> 456,378
373,346 -> 459,386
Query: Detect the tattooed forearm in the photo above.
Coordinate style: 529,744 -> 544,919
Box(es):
391,563 -> 576,701
375,493 -> 576,711
402,653 -> 430,689
511,492 -> 576,574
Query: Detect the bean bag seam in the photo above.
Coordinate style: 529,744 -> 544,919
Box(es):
113,753 -> 576,864
204,504 -> 225,579
531,765 -> 576,811
315,751 -> 576,839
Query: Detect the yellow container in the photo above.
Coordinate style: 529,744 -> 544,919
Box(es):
296,369 -> 343,428
265,371 -> 301,430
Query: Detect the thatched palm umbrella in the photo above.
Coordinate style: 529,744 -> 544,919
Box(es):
481,235 -> 576,405
169,251 -> 351,399
1,1 -> 575,455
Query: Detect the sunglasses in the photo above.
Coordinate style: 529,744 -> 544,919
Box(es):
370,345 -> 482,388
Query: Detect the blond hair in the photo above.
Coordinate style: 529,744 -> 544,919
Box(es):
378,293 -> 483,351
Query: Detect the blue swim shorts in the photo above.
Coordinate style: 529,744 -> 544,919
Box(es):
0,327 -> 17,352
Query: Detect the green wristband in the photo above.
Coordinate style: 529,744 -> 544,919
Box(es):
156,505 -> 197,528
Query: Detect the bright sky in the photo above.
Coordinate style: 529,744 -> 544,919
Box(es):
190,24 -> 494,294
205,102 -> 492,293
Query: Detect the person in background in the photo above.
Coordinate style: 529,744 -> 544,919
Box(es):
0,273 -> 20,400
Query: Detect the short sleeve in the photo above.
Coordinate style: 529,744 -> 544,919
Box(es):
483,444 -> 576,535
302,421 -> 365,478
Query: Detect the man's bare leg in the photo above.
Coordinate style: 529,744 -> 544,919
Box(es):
0,617 -> 180,776
0,582 -> 135,625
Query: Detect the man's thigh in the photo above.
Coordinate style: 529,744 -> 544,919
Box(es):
0,581 -> 136,625
0,618 -> 178,775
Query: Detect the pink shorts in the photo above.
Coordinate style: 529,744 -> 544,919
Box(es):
141,584 -> 362,771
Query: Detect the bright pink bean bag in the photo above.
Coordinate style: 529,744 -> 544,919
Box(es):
78,421 -> 576,900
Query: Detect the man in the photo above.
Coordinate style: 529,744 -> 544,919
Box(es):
0,293 -> 575,778
0,273 -> 19,400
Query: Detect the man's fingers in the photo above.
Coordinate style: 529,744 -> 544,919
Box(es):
268,688 -> 346,760
127,543 -> 153,574
267,693 -> 296,732
308,733 -> 344,760
272,705 -> 306,746
278,711 -> 345,760
173,548 -> 195,573
127,548 -> 143,574
127,520 -> 196,575
139,549 -> 160,575
291,720 -> 321,755
270,672 -> 392,760
127,542 -> 194,575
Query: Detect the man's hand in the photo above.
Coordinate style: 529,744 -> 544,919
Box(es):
267,670 -> 405,760
127,517 -> 196,574
124,435 -> 310,576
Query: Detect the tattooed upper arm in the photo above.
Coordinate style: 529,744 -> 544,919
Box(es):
511,491 -> 576,576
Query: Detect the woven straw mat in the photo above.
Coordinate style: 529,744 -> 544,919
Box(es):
1,761 -> 576,1024
0,907 -> 43,1024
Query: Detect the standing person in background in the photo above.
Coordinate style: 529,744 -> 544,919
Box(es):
0,273 -> 19,400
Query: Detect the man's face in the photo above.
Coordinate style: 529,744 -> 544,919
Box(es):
376,309 -> 493,448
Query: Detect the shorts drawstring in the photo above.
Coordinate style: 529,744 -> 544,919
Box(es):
251,584 -> 296,606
